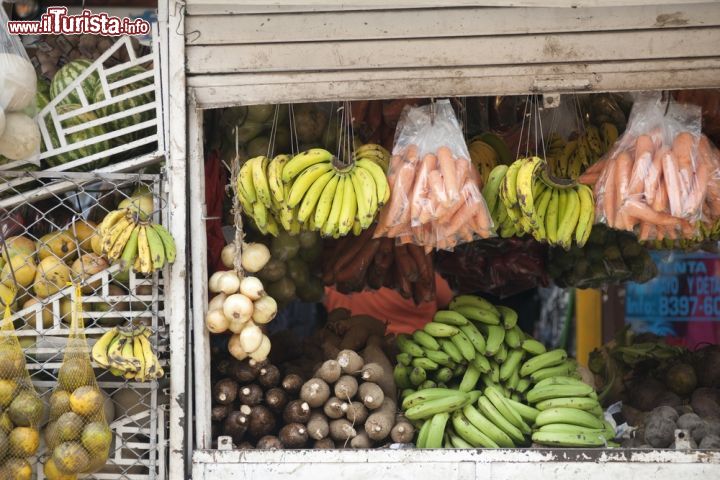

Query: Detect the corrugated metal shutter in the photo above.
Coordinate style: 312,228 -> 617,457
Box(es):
183,2 -> 720,108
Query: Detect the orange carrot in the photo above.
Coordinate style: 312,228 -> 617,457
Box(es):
428,169 -> 448,217
638,222 -> 654,241
672,132 -> 695,208
614,151 -> 634,230
629,135 -> 655,196
622,199 -> 677,226
645,147 -> 666,206
601,159 -> 617,227
578,172 -> 601,186
437,146 -> 458,203
662,150 -> 683,217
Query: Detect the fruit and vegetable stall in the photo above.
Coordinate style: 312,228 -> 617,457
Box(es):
180,2 -> 720,480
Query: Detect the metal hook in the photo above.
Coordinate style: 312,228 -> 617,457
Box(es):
663,91 -> 672,116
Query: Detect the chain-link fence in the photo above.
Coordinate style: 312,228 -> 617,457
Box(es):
0,170 -> 168,479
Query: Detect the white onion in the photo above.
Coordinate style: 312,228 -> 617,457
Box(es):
227,315 -> 248,334
208,292 -> 226,312
241,242 -> 271,273
240,276 -> 265,300
239,323 -> 263,353
205,309 -> 229,333
218,271 -> 241,295
221,243 -> 237,269
248,334 -> 271,362
228,333 -> 248,360
223,293 -> 254,325
208,271 -> 225,293
252,296 -> 277,325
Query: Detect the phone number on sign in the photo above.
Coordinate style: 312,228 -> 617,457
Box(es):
658,295 -> 720,318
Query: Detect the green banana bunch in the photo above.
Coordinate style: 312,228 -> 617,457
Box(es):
486,156 -> 596,249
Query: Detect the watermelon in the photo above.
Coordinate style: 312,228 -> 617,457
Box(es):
50,59 -> 101,106
92,65 -> 155,138
42,103 -> 110,171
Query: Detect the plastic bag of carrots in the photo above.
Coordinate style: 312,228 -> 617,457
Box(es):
374,100 -> 494,251
580,96 -> 720,242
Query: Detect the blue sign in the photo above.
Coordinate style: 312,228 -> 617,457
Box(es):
626,251 -> 720,335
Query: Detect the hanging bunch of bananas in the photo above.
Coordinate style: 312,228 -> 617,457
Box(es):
482,158 -> 595,249
91,325 -> 164,381
546,123 -> 619,179
236,145 -> 391,238
95,195 -> 176,274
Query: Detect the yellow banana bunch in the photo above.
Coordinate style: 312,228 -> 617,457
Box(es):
486,157 -> 596,249
238,145 -> 390,238
92,325 -> 164,381
98,197 -> 177,274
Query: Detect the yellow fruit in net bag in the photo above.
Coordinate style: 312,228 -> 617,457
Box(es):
70,386 -> 103,417
44,457 -> 78,480
8,426 -> 40,457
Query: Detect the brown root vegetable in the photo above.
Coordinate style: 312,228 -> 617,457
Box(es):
279,423 -> 309,448
650,406 -> 679,423
390,417 -> 415,443
258,364 -> 281,389
360,363 -> 385,383
256,435 -> 284,449
336,315 -> 387,347
358,382 -> 384,410
361,336 -> 397,400
249,358 -> 269,375
337,350 -> 364,374
307,412 -> 330,440
265,387 -> 289,414
248,405 -> 276,439
283,400 -> 312,424
327,308 -> 351,324
231,361 -> 257,384
322,341 -> 341,361
316,360 -> 342,384
329,418 -> 357,442
350,429 -> 372,449
691,388 -> 720,418
313,438 -> 335,449
300,378 -> 331,408
239,404 -> 253,416
364,398 -> 396,441
700,434 -> 720,449
281,374 -> 304,394
223,411 -> 248,443
693,418 -> 720,443
211,405 -> 230,422
644,415 -> 676,448
629,377 -> 665,411
334,375 -> 359,400
678,413 -> 703,433
693,345 -> 720,388
213,378 -> 239,405
237,441 -> 255,449
666,363 -> 697,396
238,384 -> 264,406
323,397 -> 348,419
345,401 -> 369,424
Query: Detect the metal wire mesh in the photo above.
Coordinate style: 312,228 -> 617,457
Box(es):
0,170 -> 168,480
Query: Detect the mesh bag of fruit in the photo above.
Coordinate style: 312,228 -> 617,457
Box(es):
0,289 -> 43,480
374,100 -> 494,250
43,286 -> 111,478
0,8 -> 41,169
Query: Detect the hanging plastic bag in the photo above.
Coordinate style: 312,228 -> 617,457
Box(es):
0,289 -> 43,480
374,100 -> 494,250
0,9 -> 41,169
43,286 -> 111,478
580,94 -> 720,242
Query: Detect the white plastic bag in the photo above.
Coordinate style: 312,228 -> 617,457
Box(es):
0,8 -> 40,168
374,100 -> 494,251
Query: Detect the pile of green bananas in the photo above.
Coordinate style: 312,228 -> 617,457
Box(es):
91,325 -> 164,381
97,206 -> 176,274
393,294 -> 613,448
483,158 -> 595,249
545,123 -> 619,179
237,144 -> 390,238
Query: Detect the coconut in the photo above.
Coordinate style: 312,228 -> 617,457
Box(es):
666,363 -> 697,397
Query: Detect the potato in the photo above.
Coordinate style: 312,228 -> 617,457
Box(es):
691,388 -> 720,418
677,413 -> 703,432
644,415 -> 676,448
699,434 -> 720,449
650,406 -> 679,423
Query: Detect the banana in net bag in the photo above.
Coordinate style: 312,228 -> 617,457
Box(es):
0,290 -> 43,480
43,286 -> 112,479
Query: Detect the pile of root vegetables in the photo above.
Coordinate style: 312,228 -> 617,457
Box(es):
322,225 -> 436,304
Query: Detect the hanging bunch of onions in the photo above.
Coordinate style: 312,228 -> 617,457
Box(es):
206,242 -> 278,362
